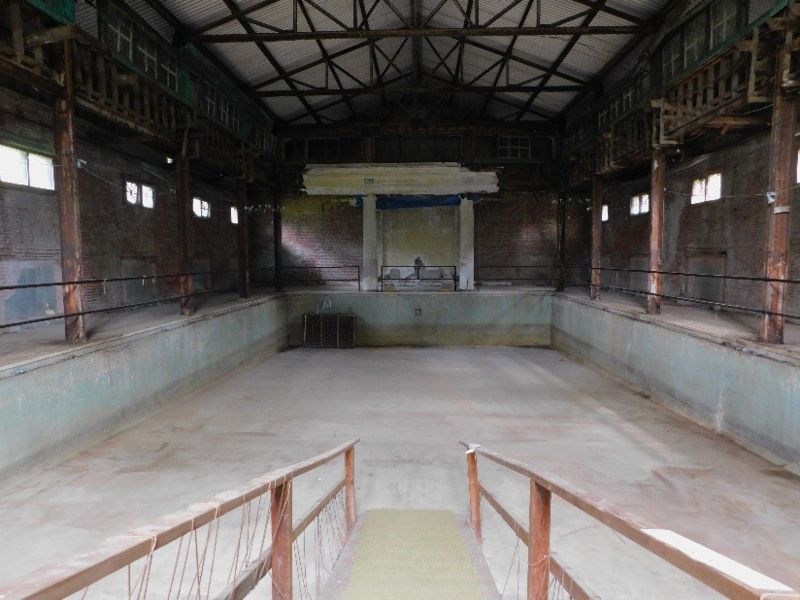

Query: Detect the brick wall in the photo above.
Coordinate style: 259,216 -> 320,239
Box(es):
599,133 -> 800,315
0,87 -> 242,325
279,195 -> 362,283
476,191 -> 590,286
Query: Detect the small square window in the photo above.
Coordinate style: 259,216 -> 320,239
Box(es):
193,197 -> 210,218
640,194 -> 650,214
230,206 -> 239,224
630,196 -> 641,215
142,185 -> 154,209
691,173 -> 722,204
601,204 -> 609,222
125,181 -> 139,205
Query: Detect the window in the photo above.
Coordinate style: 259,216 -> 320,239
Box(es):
193,197 -> 210,218
601,204 -> 609,222
710,0 -> 738,48
691,173 -> 722,204
125,181 -> 155,208
106,16 -> 134,61
0,144 -> 54,189
630,193 -> 650,215
662,35 -> 682,82
230,206 -> 239,224
796,148 -> 800,184
683,16 -> 707,68
498,136 -> 530,159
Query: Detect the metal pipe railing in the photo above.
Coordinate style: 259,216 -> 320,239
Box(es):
380,265 -> 458,291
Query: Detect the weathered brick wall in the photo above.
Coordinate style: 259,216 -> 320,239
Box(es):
599,133 -> 800,314
0,87 -> 241,325
279,195 -> 362,283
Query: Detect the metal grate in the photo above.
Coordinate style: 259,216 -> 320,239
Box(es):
303,313 -> 355,348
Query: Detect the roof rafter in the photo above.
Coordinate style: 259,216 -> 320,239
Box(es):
195,24 -> 646,43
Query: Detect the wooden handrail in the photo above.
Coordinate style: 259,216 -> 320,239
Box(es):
0,439 -> 359,600
461,441 -> 800,600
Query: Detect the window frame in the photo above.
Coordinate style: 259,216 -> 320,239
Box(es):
630,193 -> 650,216
193,197 -> 211,219
0,143 -> 55,190
124,180 -> 156,209
690,172 -> 723,204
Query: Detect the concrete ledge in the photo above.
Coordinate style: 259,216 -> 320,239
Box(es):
285,291 -> 553,347
0,295 -> 289,479
552,294 -> 800,469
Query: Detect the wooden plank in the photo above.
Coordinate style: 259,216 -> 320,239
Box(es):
527,481 -> 551,600
760,39 -> 796,343
271,481 -> 293,600
345,446 -> 357,530
467,446 -> 482,541
53,39 -> 86,343
648,147 -> 666,315
590,176 -> 603,299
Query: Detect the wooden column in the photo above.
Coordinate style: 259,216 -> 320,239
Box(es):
556,194 -> 567,292
54,39 -> 86,343
527,481 -> 551,600
648,147 -> 666,314
590,176 -> 603,300
237,179 -> 250,298
466,448 -> 482,542
271,480 -> 293,600
176,134 -> 193,315
345,447 -> 356,530
273,194 -> 283,291
760,42 -> 796,344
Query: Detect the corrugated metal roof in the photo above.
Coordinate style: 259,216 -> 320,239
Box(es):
132,0 -> 671,123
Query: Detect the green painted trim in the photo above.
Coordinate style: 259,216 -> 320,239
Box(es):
24,0 -> 74,24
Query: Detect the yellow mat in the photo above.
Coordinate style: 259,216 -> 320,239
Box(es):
344,510 -> 484,600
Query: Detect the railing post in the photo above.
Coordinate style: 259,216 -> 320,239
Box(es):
527,480 -> 551,600
590,176 -> 603,300
271,480 -> 293,600
345,446 -> 356,530
466,446 -> 482,542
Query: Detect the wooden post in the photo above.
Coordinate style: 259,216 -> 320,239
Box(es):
467,448 -> 482,542
527,480 -> 551,600
237,178 -> 250,299
556,193 -> 567,292
590,176 -> 603,300
54,39 -> 86,343
648,147 -> 666,314
176,132 -> 193,316
273,194 -> 283,291
345,446 -> 356,530
760,41 -> 796,343
271,480 -> 293,600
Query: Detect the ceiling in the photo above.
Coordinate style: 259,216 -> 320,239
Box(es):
130,0 -> 673,125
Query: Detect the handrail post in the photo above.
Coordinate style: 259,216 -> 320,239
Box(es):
345,446 -> 356,530
467,446 -> 482,542
527,480 -> 551,600
271,480 -> 293,600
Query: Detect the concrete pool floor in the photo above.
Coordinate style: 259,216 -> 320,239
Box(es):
0,347 -> 798,598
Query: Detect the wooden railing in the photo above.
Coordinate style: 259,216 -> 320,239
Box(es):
73,41 -> 184,142
0,440 -> 359,600
462,441 -> 800,600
